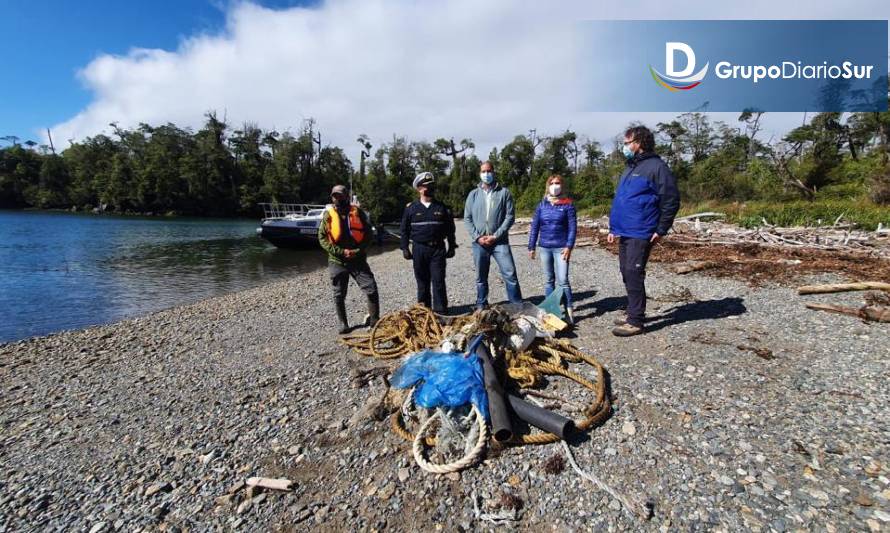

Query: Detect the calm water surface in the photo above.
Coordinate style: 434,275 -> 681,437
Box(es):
0,210 -> 337,343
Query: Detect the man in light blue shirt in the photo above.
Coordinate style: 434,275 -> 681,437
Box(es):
464,160 -> 522,309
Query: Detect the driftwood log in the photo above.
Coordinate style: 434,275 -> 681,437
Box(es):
804,303 -> 890,323
246,477 -> 294,491
797,282 -> 890,295
674,212 -> 725,222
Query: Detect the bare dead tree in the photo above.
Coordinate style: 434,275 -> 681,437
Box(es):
770,140 -> 816,200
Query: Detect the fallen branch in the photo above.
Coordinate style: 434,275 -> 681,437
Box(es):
804,303 -> 890,323
797,282 -> 890,295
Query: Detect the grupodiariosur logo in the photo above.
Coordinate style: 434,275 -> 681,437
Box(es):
649,42 -> 709,91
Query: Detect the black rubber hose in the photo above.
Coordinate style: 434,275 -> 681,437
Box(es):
507,393 -> 575,440
475,340 -> 513,443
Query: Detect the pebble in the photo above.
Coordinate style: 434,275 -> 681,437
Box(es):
1,229 -> 886,531
215,494 -> 234,507
855,493 -> 875,507
315,505 -> 329,521
377,484 -> 395,500
227,480 -> 246,494
144,482 -> 171,497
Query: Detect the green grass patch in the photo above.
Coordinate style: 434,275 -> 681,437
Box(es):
679,199 -> 890,231
579,204 -> 611,218
522,199 -> 890,231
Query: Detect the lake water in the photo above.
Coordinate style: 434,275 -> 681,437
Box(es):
0,210 -> 335,343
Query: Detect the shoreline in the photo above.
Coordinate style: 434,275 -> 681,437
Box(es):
1,230 -> 888,531
3,206 -> 261,222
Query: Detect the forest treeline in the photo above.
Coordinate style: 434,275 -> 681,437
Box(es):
2,108 -> 889,225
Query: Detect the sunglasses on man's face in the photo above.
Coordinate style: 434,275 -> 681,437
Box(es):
623,139 -> 637,145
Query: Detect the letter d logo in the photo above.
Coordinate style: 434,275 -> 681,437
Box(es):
649,42 -> 709,92
666,42 -> 695,77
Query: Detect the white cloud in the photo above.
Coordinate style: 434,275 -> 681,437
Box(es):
50,0 -> 889,161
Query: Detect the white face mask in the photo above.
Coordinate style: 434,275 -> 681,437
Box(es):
549,184 -> 562,196
480,172 -> 494,184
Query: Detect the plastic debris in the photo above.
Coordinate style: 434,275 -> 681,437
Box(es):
391,337 -> 489,421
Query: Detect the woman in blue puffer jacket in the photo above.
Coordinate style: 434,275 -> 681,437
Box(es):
528,175 -> 577,323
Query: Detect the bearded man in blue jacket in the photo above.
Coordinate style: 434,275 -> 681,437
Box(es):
607,125 -> 680,336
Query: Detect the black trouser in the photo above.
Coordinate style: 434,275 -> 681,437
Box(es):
329,259 -> 378,303
412,241 -> 447,313
618,237 -> 653,327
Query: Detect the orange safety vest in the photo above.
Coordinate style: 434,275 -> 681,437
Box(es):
326,205 -> 367,244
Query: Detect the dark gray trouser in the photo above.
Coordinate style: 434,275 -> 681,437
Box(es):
412,242 -> 447,313
618,237 -> 653,327
329,260 -> 378,303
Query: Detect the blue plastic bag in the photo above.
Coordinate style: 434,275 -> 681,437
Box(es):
391,340 -> 490,421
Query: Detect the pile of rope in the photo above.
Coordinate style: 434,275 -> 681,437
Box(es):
339,304 -> 610,467
340,305 -> 460,358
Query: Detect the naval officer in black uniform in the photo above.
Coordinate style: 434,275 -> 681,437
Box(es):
400,172 -> 457,314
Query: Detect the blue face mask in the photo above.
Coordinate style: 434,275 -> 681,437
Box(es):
622,144 -> 635,160
480,172 -> 494,184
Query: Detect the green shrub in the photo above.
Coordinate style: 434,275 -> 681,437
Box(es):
733,200 -> 889,230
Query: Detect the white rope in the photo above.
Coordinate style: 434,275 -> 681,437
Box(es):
400,386 -> 416,420
561,440 -> 645,521
412,403 -> 488,474
520,396 -> 646,521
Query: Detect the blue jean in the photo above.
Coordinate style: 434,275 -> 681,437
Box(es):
538,247 -> 573,309
472,242 -> 522,307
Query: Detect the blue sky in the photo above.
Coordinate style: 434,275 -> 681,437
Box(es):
0,0 -> 305,144
2,1 -> 887,157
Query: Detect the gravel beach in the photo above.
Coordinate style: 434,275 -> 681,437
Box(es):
1,227 -> 889,532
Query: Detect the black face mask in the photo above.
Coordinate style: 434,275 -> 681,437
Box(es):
422,186 -> 435,198
334,197 -> 349,209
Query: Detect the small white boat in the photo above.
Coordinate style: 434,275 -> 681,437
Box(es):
256,203 -> 327,249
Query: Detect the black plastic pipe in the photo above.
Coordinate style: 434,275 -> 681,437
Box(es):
507,393 -> 575,440
475,340 -> 513,443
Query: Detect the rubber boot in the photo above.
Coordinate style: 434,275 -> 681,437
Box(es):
335,299 -> 349,335
364,293 -> 380,328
